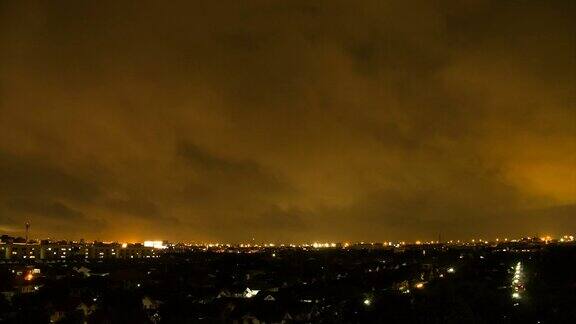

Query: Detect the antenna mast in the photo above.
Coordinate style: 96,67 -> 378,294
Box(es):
25,221 -> 30,245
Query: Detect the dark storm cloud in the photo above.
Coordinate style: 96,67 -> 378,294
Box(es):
0,151 -> 101,202
178,142 -> 289,195
7,199 -> 85,220
0,0 -> 574,241
2,197 -> 108,235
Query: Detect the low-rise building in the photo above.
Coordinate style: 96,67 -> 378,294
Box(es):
2,243 -> 41,260
119,244 -> 159,259
0,242 -> 162,260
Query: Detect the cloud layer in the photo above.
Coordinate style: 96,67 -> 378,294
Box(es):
0,0 -> 574,242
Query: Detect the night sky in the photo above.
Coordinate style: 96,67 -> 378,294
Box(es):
0,0 -> 574,243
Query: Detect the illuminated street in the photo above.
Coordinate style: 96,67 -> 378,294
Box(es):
511,261 -> 524,305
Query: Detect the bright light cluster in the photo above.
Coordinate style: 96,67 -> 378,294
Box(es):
244,288 -> 260,298
311,242 -> 337,248
559,235 -> 575,243
143,241 -> 167,249
511,261 -> 524,302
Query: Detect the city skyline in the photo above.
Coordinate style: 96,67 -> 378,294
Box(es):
1,1 -> 575,242
1,221 -> 574,246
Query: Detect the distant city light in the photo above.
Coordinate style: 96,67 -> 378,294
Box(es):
447,267 -> 455,273
512,292 -> 521,299
363,298 -> 371,306
144,241 -> 166,249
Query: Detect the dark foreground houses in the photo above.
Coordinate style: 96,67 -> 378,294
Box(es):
1,235 -> 575,323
